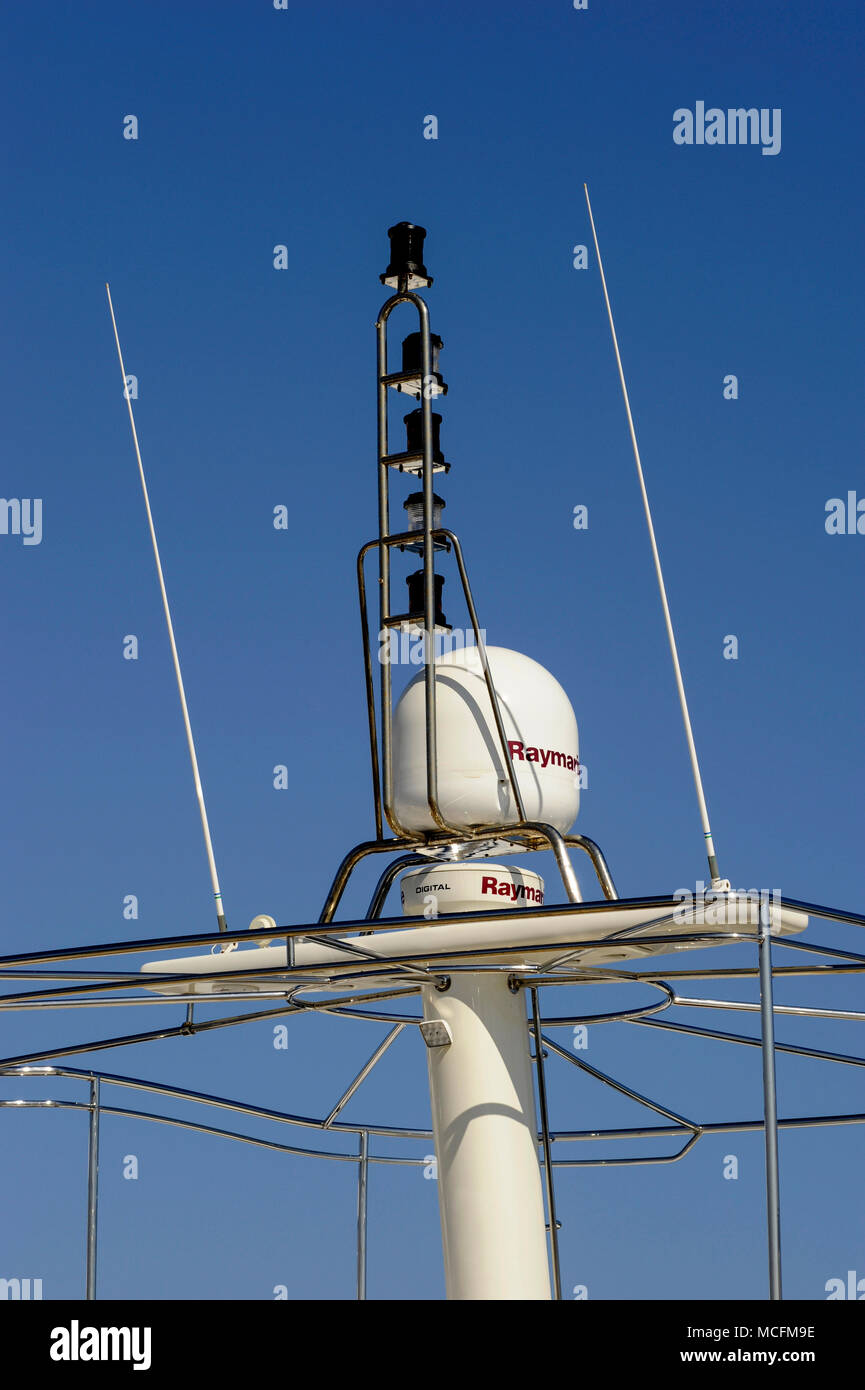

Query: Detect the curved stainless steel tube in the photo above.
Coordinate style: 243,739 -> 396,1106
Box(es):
365,853 -> 429,921
318,837 -> 417,924
508,821 -> 582,903
357,544 -> 383,840
564,835 -> 618,900
444,529 -> 527,822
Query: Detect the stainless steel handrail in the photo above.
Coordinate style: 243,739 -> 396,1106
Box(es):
2,897 -> 864,1301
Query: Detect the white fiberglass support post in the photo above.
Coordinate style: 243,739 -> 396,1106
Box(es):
422,974 -> 552,1300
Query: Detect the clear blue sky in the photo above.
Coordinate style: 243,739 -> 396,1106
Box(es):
1,0 -> 863,1300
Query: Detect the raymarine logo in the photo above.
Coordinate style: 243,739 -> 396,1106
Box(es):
49,1320 -> 152,1371
507,740 -> 578,773
673,102 -> 781,156
481,875 -> 544,905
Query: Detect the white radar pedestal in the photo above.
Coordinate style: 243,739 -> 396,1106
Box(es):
422,972 -> 552,1299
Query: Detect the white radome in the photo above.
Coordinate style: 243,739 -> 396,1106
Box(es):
400,861 -> 546,917
392,645 -> 580,845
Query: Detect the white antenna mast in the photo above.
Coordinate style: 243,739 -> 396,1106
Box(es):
583,187 -> 723,887
105,283 -> 230,934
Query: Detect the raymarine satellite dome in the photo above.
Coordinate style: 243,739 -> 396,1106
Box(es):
392,645 -> 580,840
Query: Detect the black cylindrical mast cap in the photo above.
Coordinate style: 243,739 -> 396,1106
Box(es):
402,331 -> 443,375
404,408 -> 444,462
407,571 -> 446,627
381,223 -> 433,288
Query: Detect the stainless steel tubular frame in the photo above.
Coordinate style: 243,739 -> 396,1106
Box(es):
3,932 -> 863,1149
3,1072 -> 862,1298
631,1014 -> 865,1070
758,897 -> 782,1300
357,541 -> 384,841
86,1075 -> 99,1300
2,892 -> 865,1304
323,1025 -> 405,1128
373,291 -> 530,843
365,854 -> 429,919
530,987 -> 562,1299
376,292 -> 453,837
317,822 -> 595,927
319,837 -> 418,923
0,892 -> 859,980
487,821 -> 583,902
357,535 -> 620,903
357,1131 -> 369,1301
443,526 -> 528,825
541,1034 -> 702,1166
359,852 -> 430,936
359,525 -> 527,843
565,835 -> 618,901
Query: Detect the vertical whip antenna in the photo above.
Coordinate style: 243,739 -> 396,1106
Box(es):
105,283 -> 230,932
583,188 -> 722,887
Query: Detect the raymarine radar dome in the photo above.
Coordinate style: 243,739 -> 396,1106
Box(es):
392,645 -> 580,840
